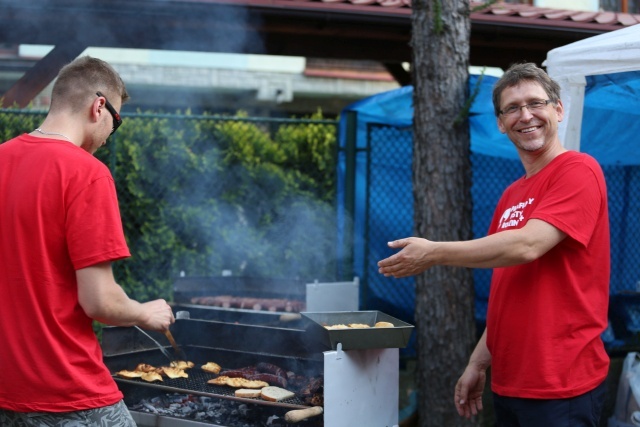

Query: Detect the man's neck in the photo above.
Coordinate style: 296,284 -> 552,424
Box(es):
519,142 -> 568,178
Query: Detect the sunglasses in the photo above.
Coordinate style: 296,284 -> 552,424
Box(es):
96,91 -> 122,135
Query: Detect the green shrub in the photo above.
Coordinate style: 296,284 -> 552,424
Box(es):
1,108 -> 338,302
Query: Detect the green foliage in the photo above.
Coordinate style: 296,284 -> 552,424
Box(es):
0,109 -> 46,141
1,109 -> 338,303
433,0 -> 444,34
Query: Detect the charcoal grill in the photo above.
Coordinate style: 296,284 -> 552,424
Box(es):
103,311 -> 410,426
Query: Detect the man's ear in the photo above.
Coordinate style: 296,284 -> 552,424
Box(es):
91,96 -> 104,123
497,117 -> 506,134
555,99 -> 564,123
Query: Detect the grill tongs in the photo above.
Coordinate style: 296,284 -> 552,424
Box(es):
134,325 -> 188,362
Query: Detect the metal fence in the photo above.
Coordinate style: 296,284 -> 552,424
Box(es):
0,109 -> 340,303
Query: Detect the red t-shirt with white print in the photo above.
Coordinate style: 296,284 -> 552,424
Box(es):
486,151 -> 610,399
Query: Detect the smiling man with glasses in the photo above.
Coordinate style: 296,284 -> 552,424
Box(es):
0,56 -> 175,426
378,62 -> 610,427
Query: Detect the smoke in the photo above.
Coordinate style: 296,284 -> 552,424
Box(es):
162,149 -> 338,282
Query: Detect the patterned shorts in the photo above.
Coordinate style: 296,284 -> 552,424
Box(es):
0,400 -> 136,427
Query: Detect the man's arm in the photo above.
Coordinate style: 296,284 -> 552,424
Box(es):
77,261 -> 174,331
378,219 -> 566,278
455,329 -> 491,419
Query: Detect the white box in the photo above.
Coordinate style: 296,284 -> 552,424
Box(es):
306,277 -> 359,312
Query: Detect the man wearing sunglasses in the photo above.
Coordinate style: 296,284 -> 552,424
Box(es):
0,56 -> 175,425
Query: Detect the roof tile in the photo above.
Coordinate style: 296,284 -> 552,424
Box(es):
377,0 -> 405,7
544,10 -> 579,20
595,11 -> 618,23
287,0 -> 640,30
570,11 -> 600,21
618,13 -> 640,25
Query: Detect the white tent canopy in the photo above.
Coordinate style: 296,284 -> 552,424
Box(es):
543,24 -> 640,151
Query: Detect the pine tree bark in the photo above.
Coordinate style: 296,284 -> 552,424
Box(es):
410,0 -> 480,426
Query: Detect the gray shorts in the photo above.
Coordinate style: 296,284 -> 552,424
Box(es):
0,400 -> 136,427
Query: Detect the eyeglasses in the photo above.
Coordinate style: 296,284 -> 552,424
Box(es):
499,99 -> 552,116
96,91 -> 122,135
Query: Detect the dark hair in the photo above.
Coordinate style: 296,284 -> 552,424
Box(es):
492,62 -> 561,117
50,56 -> 129,113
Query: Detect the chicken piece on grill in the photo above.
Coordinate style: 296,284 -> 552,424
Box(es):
141,371 -> 163,382
134,363 -> 158,373
116,370 -> 144,379
170,360 -> 194,370
208,375 -> 268,389
159,367 -> 188,379
201,362 -> 222,374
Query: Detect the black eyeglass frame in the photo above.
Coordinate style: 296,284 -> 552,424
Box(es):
499,99 -> 553,116
96,91 -> 122,135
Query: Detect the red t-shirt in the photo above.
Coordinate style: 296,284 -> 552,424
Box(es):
0,134 -> 131,412
486,151 -> 610,399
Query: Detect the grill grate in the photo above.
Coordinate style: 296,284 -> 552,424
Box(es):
114,370 -> 308,410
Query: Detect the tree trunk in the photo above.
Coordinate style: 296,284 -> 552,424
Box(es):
410,0 -> 479,426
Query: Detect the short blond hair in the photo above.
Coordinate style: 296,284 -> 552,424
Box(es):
50,56 -> 129,113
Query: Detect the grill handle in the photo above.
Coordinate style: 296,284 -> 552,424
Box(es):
284,406 -> 323,423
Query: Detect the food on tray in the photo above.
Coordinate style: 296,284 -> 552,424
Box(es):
324,324 -> 349,330
160,367 -> 189,379
323,321 -> 395,329
208,375 -> 269,389
347,323 -> 370,328
235,388 -> 262,398
374,321 -> 394,328
201,362 -> 222,374
141,371 -> 163,382
170,360 -> 194,370
324,323 -> 372,329
260,386 -> 296,402
116,370 -> 144,379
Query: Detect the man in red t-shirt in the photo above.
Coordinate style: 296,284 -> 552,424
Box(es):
0,56 -> 175,425
377,62 -> 609,426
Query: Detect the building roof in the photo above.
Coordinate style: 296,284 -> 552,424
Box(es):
1,0 -> 638,107
277,0 -> 640,30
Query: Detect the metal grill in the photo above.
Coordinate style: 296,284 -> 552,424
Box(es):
114,370 -> 308,409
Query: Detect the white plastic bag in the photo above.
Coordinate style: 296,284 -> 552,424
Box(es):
611,352 -> 640,425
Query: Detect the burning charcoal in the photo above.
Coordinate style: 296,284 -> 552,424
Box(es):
238,404 -> 250,417
142,401 -> 158,413
199,396 -> 212,405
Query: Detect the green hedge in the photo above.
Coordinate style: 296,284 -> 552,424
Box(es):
1,109 -> 339,302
